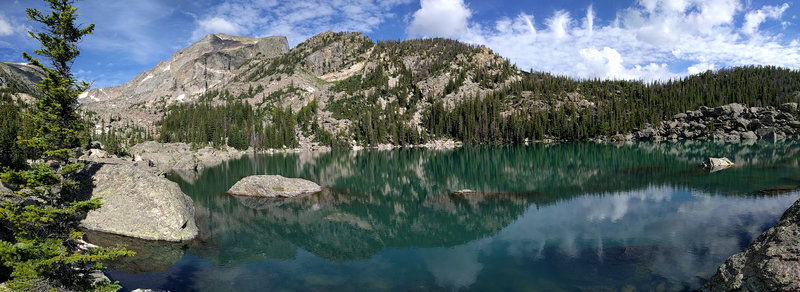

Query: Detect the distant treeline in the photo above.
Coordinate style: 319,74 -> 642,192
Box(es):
157,101 -> 302,150
424,65 -> 800,143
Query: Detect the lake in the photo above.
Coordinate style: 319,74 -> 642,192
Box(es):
99,141 -> 800,291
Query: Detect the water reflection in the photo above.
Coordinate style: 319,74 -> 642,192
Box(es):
105,141 -> 800,291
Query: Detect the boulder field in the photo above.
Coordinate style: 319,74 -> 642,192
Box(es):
614,103 -> 800,142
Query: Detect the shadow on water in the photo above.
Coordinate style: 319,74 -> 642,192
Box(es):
108,140 -> 800,291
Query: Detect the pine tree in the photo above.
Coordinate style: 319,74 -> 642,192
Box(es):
0,1 -> 132,290
19,0 -> 94,159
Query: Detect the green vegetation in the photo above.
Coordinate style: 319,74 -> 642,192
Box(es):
0,91 -> 29,169
198,86 -> 265,103
158,101 -> 300,150
422,66 -> 800,143
149,32 -> 800,149
0,1 -> 132,290
91,119 -> 153,157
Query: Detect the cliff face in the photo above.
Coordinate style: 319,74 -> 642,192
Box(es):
705,198 -> 800,291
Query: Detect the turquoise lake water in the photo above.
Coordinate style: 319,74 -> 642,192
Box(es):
99,141 -> 800,291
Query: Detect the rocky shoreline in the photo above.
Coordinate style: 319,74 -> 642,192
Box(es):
129,141 -> 249,172
612,103 -> 799,142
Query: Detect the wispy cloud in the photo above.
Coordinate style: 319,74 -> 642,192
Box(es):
407,0 -> 799,81
0,15 -> 15,36
77,0 -> 183,64
743,3 -> 790,35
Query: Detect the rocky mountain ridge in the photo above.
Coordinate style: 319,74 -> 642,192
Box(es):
80,33 -> 289,125
79,31 -> 519,136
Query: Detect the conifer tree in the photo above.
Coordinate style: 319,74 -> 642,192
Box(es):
0,1 -> 132,290
19,0 -> 94,159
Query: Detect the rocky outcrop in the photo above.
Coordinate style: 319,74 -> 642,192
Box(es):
703,157 -> 735,172
297,31 -> 373,78
129,141 -> 245,172
226,175 -> 321,198
704,157 -> 734,168
705,198 -> 800,291
625,103 -> 799,142
80,162 -> 198,242
0,183 -> 12,198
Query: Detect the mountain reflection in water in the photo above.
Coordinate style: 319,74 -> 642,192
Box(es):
106,141 -> 800,291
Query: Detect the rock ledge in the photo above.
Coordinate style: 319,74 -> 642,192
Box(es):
704,198 -> 800,291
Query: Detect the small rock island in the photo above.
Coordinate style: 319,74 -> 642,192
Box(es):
226,175 -> 322,198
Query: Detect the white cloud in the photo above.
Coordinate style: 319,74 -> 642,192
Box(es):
192,17 -> 243,39
743,3 -> 790,35
406,0 -> 472,38
584,5 -> 594,34
75,0 -> 180,64
577,47 -> 629,79
687,59 -> 715,75
418,0 -> 799,81
0,13 -> 26,37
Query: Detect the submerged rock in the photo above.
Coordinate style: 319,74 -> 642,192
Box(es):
226,175 -> 321,198
705,198 -> 800,291
81,162 -> 198,242
84,231 -> 186,274
754,185 -> 800,196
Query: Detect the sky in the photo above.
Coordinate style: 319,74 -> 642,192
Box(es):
0,0 -> 798,88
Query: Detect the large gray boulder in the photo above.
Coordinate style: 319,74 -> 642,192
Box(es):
705,198 -> 800,291
740,131 -> 758,140
81,162 -> 198,242
780,102 -> 798,113
757,128 -> 785,141
226,175 -> 321,198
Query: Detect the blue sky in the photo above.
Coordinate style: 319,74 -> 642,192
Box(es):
0,0 -> 798,88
